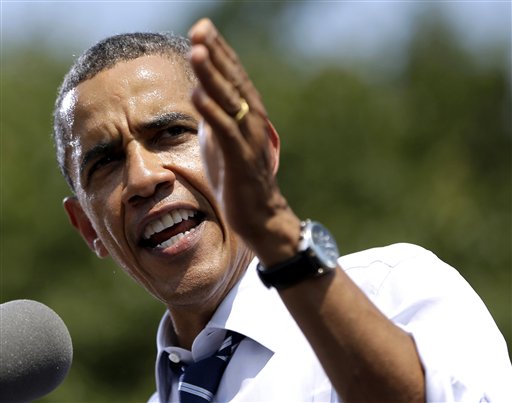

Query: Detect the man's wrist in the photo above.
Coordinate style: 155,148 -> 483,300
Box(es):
250,210 -> 302,268
256,219 -> 340,290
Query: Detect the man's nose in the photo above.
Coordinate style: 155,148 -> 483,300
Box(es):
121,143 -> 175,204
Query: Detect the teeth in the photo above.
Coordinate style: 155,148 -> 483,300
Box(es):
161,214 -> 173,228
144,225 -> 154,239
171,210 -> 182,225
143,209 -> 197,240
157,228 -> 196,249
153,220 -> 165,233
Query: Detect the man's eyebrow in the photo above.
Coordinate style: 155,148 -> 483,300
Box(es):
79,140 -> 119,180
141,112 -> 197,131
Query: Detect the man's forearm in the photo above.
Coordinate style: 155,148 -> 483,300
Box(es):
280,266 -> 425,403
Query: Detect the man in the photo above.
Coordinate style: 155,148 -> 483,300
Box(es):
53,19 -> 511,402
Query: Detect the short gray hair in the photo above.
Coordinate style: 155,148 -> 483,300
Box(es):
53,32 -> 194,192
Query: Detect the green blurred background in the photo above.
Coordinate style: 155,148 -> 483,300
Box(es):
1,1 -> 510,402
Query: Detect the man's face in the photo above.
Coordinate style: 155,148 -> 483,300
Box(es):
63,55 -> 250,308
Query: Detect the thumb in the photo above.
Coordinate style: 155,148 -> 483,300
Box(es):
198,119 -> 225,203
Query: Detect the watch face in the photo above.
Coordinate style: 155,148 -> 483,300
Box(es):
310,222 -> 340,269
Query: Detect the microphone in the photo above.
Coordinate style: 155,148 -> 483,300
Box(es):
0,299 -> 73,402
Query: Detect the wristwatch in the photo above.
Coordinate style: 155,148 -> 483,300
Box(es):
256,219 -> 340,290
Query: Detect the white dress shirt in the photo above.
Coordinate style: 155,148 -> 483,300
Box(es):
148,243 -> 512,402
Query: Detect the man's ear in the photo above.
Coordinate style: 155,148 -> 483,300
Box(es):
63,196 -> 109,258
266,119 -> 280,176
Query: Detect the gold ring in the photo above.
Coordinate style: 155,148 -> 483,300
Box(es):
234,98 -> 249,122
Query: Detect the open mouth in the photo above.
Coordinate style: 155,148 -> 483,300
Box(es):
140,208 -> 205,249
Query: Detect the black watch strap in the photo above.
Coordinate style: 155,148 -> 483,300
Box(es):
256,252 -> 331,290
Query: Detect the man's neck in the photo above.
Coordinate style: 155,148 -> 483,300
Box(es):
167,247 -> 255,350
170,306 -> 215,350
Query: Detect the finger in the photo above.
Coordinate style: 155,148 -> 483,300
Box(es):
189,19 -> 240,85
189,19 -> 272,167
189,44 -> 243,118
193,87 -> 271,171
189,19 -> 266,117
189,19 -> 238,68
192,87 -> 246,156
198,120 -> 223,193
190,45 -> 263,147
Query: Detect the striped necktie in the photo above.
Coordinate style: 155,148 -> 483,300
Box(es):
177,330 -> 244,403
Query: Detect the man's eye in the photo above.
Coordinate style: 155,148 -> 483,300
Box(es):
89,154 -> 120,177
156,125 -> 196,142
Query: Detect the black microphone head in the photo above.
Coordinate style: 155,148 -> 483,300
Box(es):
0,299 -> 73,402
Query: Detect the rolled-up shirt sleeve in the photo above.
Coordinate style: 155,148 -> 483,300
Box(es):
347,244 -> 512,402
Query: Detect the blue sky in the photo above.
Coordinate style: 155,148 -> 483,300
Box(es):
2,1 -> 510,65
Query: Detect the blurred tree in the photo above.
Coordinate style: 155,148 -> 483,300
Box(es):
1,3 -> 509,402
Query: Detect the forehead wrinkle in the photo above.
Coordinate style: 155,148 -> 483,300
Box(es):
74,79 -> 132,141
73,55 -> 195,131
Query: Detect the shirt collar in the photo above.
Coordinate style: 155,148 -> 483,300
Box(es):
206,257 -> 291,353
156,257 -> 293,356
